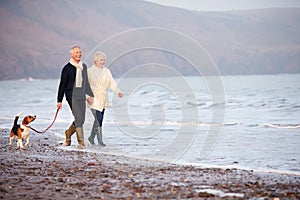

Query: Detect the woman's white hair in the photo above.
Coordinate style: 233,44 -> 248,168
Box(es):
93,51 -> 106,63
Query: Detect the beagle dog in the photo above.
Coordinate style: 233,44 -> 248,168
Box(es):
9,112 -> 36,149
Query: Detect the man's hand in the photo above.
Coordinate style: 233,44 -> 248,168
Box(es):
57,102 -> 62,110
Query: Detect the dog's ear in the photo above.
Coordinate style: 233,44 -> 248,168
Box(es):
22,116 -> 29,125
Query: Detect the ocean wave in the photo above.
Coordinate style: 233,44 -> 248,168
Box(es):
186,101 -> 225,108
263,123 -> 300,129
291,104 -> 300,109
105,120 -> 238,127
187,101 -> 207,106
20,77 -> 41,81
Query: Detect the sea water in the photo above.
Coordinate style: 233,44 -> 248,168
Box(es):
0,74 -> 299,175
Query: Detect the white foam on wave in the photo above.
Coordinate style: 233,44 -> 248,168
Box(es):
263,123 -> 300,129
104,120 -> 238,127
56,143 -> 151,161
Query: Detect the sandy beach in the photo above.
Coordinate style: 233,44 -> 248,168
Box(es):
0,128 -> 299,199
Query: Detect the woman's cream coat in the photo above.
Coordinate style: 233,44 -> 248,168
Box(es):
87,65 -> 121,112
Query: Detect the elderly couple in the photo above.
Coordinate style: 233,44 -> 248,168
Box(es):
57,46 -> 123,147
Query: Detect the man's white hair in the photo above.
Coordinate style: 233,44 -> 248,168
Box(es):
70,46 -> 81,54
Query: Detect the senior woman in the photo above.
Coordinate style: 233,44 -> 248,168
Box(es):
87,51 -> 123,146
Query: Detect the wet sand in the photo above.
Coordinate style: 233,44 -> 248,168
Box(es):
0,128 -> 299,199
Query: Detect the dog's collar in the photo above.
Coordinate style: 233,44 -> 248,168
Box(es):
21,123 -> 30,129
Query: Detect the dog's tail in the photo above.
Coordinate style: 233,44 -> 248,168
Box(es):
16,112 -> 23,117
11,112 -> 23,134
13,112 -> 23,126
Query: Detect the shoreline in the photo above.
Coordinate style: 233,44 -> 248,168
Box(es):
57,145 -> 300,177
1,128 -> 299,199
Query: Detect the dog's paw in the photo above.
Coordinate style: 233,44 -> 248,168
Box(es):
17,112 -> 24,117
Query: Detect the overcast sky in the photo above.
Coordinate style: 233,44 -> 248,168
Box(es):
143,0 -> 300,11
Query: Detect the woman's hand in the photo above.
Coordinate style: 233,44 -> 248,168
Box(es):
118,92 -> 123,98
87,97 -> 94,105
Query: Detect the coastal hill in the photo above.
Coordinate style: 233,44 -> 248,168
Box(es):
1,0 -> 299,80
